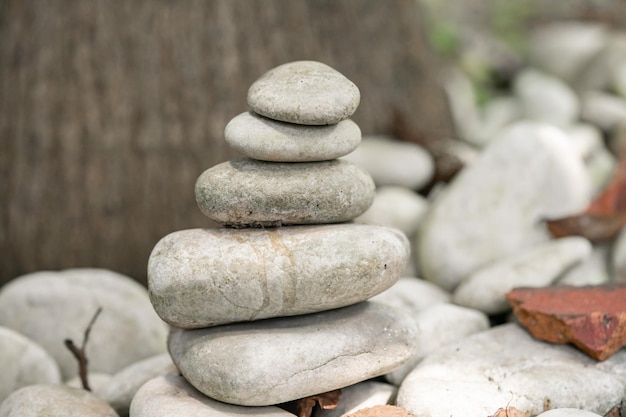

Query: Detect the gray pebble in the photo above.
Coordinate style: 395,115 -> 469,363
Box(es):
148,224 -> 409,328
195,158 -> 375,227
247,60 -> 360,125
225,112 -> 361,162
168,302 -> 417,406
342,135 -> 434,190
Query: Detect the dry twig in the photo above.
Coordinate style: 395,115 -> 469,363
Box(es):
64,306 -> 103,391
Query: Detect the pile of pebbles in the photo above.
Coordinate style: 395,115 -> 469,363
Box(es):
2,21 -> 626,417
140,61 -> 417,413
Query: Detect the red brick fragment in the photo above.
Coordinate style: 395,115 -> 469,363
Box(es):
506,283 -> 626,361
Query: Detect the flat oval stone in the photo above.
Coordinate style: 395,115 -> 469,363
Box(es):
195,158 -> 375,227
148,224 -> 409,328
452,237 -> 592,315
342,135 -> 434,190
130,375 -> 292,417
224,112 -> 361,162
168,302 -> 417,406
247,60 -> 360,125
0,269 -> 168,380
0,326 -> 61,403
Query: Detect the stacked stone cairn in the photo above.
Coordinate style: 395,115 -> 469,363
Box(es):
147,61 -> 417,407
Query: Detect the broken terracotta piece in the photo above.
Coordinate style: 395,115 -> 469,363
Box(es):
506,283 -> 626,360
344,405 -> 415,417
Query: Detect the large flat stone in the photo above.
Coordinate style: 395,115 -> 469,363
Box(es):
195,158 -> 375,227
247,60 -> 360,125
148,224 -> 409,328
397,324 -> 626,417
224,112 -> 361,162
168,302 -> 417,406
0,269 -> 168,380
506,283 -> 626,360
418,121 -> 590,291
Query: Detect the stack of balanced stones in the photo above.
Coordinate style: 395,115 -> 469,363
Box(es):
147,61 -> 417,407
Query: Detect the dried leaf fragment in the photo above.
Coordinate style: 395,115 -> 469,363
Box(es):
284,389 -> 341,417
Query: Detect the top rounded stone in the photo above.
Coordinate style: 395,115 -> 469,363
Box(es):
247,60 -> 360,125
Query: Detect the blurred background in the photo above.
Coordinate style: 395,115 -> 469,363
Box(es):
2,0 -> 626,286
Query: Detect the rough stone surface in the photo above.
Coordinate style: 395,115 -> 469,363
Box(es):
149,224 -> 409,328
506,283 -> 626,360
354,186 -> 429,238
130,374 -> 293,417
342,135 -> 434,190
316,381 -> 396,417
452,237 -> 592,314
247,60 -> 360,125
397,324 -> 626,417
168,302 -> 418,406
97,354 -> 177,417
0,269 -> 168,380
369,277 -> 451,315
0,326 -> 61,403
0,384 -> 119,417
418,121 -> 590,291
514,69 -> 580,128
224,112 -> 361,162
195,158 -> 375,227
385,303 -> 489,385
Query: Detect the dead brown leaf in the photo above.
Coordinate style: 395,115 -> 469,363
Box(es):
286,389 -> 341,417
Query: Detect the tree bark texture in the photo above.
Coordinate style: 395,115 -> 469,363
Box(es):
0,0 -> 454,285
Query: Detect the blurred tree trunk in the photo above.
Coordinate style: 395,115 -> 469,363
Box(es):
0,0 -> 453,285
